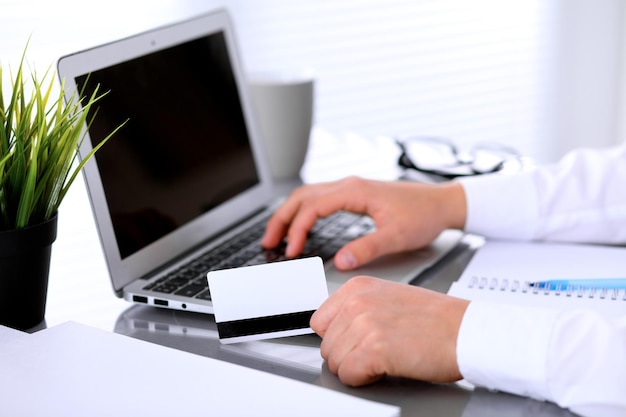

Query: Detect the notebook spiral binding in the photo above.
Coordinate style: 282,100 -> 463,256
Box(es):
467,276 -> 626,301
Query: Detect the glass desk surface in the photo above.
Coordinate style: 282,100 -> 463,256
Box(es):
43,130 -> 578,417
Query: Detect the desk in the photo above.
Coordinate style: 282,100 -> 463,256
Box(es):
44,129 -> 577,417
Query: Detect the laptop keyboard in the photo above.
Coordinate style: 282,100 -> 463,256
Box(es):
142,211 -> 375,301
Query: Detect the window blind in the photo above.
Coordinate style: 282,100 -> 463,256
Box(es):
223,0 -> 624,162
2,0 -> 623,162
228,0 -> 554,160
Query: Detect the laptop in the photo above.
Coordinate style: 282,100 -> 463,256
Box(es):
57,8 -> 463,315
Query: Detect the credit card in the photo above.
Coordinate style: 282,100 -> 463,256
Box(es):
207,257 -> 328,344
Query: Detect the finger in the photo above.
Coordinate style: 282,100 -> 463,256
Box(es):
262,184 -> 340,252
261,215 -> 290,249
261,200 -> 301,249
283,206 -> 322,257
310,276 -> 374,337
320,298 -> 386,384
335,345 -> 386,387
262,187 -> 320,250
309,291 -> 344,338
271,193 -> 365,257
317,313 -> 354,374
334,228 -> 405,270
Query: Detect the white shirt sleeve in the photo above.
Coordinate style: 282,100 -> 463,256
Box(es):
454,144 -> 626,416
459,144 -> 626,243
457,302 -> 626,417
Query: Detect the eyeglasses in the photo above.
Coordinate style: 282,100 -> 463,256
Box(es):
396,136 -> 522,180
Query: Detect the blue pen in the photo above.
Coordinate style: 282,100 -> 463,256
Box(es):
530,278 -> 626,290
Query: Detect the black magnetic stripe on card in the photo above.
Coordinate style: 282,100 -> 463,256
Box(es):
217,310 -> 316,339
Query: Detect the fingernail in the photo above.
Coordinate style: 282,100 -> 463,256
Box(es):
336,250 -> 357,270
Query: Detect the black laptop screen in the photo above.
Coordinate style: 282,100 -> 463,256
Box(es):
76,31 -> 260,259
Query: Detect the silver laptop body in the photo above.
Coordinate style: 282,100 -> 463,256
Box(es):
57,9 -> 462,315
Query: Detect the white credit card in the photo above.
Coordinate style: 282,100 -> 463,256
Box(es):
207,257 -> 328,344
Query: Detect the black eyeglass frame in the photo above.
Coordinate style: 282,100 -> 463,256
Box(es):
395,136 -> 521,180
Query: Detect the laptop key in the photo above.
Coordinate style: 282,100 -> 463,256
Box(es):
195,289 -> 212,300
174,283 -> 207,297
152,283 -> 179,294
166,276 -> 193,287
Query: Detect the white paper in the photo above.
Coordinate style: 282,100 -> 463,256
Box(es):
456,240 -> 626,284
448,240 -> 626,317
0,321 -> 399,417
0,324 -> 28,344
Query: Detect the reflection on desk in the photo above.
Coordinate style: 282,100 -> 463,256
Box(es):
46,129 -> 579,417
114,304 -> 578,417
115,305 -> 323,384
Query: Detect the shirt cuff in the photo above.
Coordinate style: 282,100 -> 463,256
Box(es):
457,172 -> 539,240
456,300 -> 560,401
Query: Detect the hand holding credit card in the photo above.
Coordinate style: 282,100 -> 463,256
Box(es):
207,257 -> 328,344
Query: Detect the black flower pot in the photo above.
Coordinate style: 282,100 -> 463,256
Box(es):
0,214 -> 58,330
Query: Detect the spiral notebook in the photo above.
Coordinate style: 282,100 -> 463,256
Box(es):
447,240 -> 626,317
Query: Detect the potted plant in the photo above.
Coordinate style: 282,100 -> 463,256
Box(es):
0,46 -> 121,330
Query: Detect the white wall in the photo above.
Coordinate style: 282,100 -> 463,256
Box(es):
2,0 -> 624,163
1,0 -> 204,64
546,0 -> 625,159
616,2 -> 626,151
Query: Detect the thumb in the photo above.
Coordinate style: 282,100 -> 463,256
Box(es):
333,229 -> 397,270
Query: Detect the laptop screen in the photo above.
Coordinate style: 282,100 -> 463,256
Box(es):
76,31 -> 260,259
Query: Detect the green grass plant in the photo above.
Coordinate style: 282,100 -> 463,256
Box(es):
0,46 -> 121,230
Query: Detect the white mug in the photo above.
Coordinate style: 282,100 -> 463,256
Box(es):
248,72 -> 315,181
